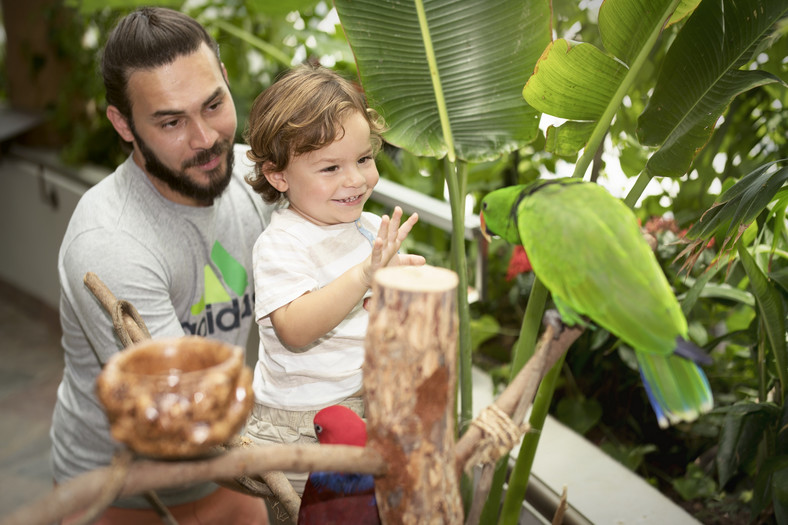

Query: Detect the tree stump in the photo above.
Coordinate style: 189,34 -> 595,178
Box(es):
364,265 -> 463,524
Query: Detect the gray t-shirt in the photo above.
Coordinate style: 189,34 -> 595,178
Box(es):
50,144 -> 272,507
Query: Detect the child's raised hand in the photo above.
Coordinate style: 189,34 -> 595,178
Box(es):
362,206 -> 426,286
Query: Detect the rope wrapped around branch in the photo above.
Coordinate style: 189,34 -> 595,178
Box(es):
465,405 -> 530,473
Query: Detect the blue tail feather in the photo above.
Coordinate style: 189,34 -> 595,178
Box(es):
636,351 -> 713,428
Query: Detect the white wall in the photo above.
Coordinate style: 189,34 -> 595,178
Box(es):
0,150 -> 96,309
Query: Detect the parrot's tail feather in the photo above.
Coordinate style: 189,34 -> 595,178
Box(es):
636,352 -> 713,428
674,337 -> 713,366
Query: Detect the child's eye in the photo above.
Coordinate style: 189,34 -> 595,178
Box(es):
358,155 -> 373,165
321,165 -> 339,173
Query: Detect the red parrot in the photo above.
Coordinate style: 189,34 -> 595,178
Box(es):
297,405 -> 380,525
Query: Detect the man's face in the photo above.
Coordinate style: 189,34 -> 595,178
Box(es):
121,43 -> 237,206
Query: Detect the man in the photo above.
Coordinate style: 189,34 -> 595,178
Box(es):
50,7 -> 272,523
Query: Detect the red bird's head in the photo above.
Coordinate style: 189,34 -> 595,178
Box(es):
313,405 -> 367,447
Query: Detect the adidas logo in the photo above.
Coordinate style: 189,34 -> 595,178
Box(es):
182,241 -> 254,336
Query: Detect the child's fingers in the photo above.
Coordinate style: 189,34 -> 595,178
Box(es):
398,254 -> 426,266
397,212 -> 419,241
376,214 -> 391,241
387,207 -> 403,243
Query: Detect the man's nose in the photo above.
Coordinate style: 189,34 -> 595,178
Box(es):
189,117 -> 219,149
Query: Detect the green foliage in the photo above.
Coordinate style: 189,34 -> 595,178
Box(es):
637,0 -> 788,179
334,0 -> 549,163
26,0 -> 355,168
6,0 -> 788,522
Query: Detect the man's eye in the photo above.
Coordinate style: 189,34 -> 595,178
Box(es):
161,119 -> 179,129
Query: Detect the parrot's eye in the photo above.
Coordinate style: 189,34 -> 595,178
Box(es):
314,423 -> 323,435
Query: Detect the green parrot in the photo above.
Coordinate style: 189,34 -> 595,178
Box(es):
480,178 -> 713,428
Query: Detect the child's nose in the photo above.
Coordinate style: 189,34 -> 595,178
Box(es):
344,166 -> 366,187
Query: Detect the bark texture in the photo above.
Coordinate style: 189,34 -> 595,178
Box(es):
364,265 -> 463,524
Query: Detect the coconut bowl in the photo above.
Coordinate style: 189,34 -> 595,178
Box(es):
96,336 -> 253,458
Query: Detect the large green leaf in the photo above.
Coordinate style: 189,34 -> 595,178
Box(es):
638,0 -> 788,178
246,0 -> 321,16
738,243 -> 787,400
333,0 -> 551,162
522,0 -> 681,177
716,401 -> 780,487
523,39 -> 627,120
598,0 -> 684,66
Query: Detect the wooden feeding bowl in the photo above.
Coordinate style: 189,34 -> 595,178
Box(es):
96,336 -> 253,458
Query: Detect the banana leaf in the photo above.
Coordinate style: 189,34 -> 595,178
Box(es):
738,244 -> 787,402
523,0 -> 687,176
334,0 -> 550,163
638,0 -> 788,178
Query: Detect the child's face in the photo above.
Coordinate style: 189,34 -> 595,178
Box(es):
276,111 -> 379,226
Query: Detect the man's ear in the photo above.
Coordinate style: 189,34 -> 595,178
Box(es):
263,164 -> 289,193
106,105 -> 135,143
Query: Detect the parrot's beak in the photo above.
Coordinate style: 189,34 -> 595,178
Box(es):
479,212 -> 493,243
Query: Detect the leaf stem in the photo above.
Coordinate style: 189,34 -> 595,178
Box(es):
413,0 -> 456,163
573,0 -> 682,183
209,19 -> 292,67
445,159 -> 474,433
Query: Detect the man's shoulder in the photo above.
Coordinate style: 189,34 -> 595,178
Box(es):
69,158 -> 134,222
231,143 -> 253,181
227,143 -> 274,223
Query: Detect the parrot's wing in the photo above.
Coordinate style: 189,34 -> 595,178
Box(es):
298,472 -> 379,525
636,351 -> 714,428
519,181 -> 687,356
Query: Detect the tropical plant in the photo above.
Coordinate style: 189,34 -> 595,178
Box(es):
331,0 -> 788,523
5,0 -> 788,522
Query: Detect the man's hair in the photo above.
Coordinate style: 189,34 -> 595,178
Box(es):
244,64 -> 385,204
101,7 -> 220,119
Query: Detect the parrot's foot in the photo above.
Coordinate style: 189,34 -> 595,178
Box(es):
543,309 -> 566,339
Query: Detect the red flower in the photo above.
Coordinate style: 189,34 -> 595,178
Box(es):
506,245 -> 532,280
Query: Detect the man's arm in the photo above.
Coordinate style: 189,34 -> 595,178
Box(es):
60,230 -> 185,363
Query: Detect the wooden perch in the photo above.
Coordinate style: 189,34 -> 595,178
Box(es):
1,271 -> 587,525
83,272 -> 301,520
364,265 -> 464,524
84,272 -> 150,345
0,445 -> 385,525
459,316 -> 583,525
455,318 -> 583,473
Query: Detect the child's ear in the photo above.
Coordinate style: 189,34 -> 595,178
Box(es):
263,163 -> 289,192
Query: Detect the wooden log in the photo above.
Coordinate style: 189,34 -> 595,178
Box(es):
364,265 -> 463,524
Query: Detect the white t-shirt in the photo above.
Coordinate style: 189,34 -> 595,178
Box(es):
251,207 -> 380,410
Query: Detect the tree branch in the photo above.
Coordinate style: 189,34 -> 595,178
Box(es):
0,445 -> 385,525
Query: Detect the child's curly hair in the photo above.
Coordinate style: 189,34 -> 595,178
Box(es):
244,63 -> 386,204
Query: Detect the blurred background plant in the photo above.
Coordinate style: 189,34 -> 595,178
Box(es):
1,0 -> 787,523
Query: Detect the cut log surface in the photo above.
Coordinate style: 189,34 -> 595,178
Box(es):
364,265 -> 463,524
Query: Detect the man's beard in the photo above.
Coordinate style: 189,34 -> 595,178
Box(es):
131,126 -> 234,205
